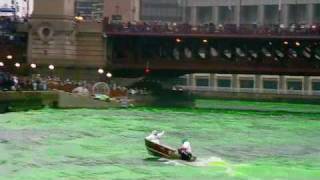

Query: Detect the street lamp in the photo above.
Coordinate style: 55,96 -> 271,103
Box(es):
49,64 -> 55,70
15,63 -> 21,68
106,72 -> 112,78
98,68 -> 104,74
6,55 -> 13,60
15,62 -> 20,68
75,16 -> 84,21
30,63 -> 37,69
0,62 -> 4,67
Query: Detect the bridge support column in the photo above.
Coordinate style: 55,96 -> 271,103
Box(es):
307,4 -> 314,27
255,75 -> 262,93
304,76 -> 312,95
232,74 -> 239,92
190,7 -> 198,26
258,4 -> 265,27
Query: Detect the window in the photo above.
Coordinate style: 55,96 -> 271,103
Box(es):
264,5 -> 279,25
287,80 -> 302,91
240,79 -> 254,89
196,77 -> 209,87
218,6 -> 235,24
217,79 -> 231,88
263,80 -> 278,90
312,81 -> 320,91
240,6 -> 258,24
314,4 -> 320,23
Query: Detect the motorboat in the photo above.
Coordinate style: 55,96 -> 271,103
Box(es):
145,138 -> 196,162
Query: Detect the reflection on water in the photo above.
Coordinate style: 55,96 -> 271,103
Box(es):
0,106 -> 319,180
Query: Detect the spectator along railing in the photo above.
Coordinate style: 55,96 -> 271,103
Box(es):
104,21 -> 320,36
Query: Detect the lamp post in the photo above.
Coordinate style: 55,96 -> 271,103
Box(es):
14,63 -> 20,68
30,63 -> 37,77
48,64 -> 55,78
98,68 -> 104,81
6,55 -> 13,60
30,63 -> 37,69
106,72 -> 112,84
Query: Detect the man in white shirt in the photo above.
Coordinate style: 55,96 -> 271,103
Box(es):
178,139 -> 193,161
145,130 -> 165,144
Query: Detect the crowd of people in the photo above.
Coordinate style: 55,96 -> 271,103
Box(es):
104,20 -> 320,36
0,73 -> 150,101
0,17 -> 16,34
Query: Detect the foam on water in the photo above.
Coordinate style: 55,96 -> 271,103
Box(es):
162,156 -> 236,176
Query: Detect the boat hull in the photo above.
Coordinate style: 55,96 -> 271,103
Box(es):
145,139 -> 196,162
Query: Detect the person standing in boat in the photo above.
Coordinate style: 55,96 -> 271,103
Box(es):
146,130 -> 165,144
178,139 -> 193,161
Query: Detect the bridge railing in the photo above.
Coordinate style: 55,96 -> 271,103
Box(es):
104,21 -> 320,36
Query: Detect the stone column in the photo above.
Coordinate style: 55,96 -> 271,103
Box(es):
210,74 -> 216,90
187,74 -> 193,87
232,74 -> 239,92
255,75 -> 262,93
212,6 -> 219,25
258,4 -> 265,27
190,7 -> 198,26
279,75 -> 286,94
304,76 -> 312,95
307,4 -> 314,27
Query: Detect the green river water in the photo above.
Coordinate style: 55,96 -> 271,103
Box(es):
0,100 -> 319,180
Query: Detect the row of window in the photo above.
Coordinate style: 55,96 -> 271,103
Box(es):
189,4 -> 320,24
178,76 -> 320,91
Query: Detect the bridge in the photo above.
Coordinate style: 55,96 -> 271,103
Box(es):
104,22 -> 320,77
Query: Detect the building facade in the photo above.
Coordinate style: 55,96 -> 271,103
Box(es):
139,0 -> 185,22
76,0 -> 103,21
185,0 -> 320,27
103,0 -> 139,23
0,0 -> 33,17
28,0 -> 105,80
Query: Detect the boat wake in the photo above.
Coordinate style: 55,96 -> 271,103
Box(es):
161,156 -> 225,167
161,156 -> 235,175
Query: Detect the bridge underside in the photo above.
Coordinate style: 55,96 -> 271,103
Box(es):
107,35 -> 320,77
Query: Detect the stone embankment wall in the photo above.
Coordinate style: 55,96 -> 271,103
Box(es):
0,91 -> 119,113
